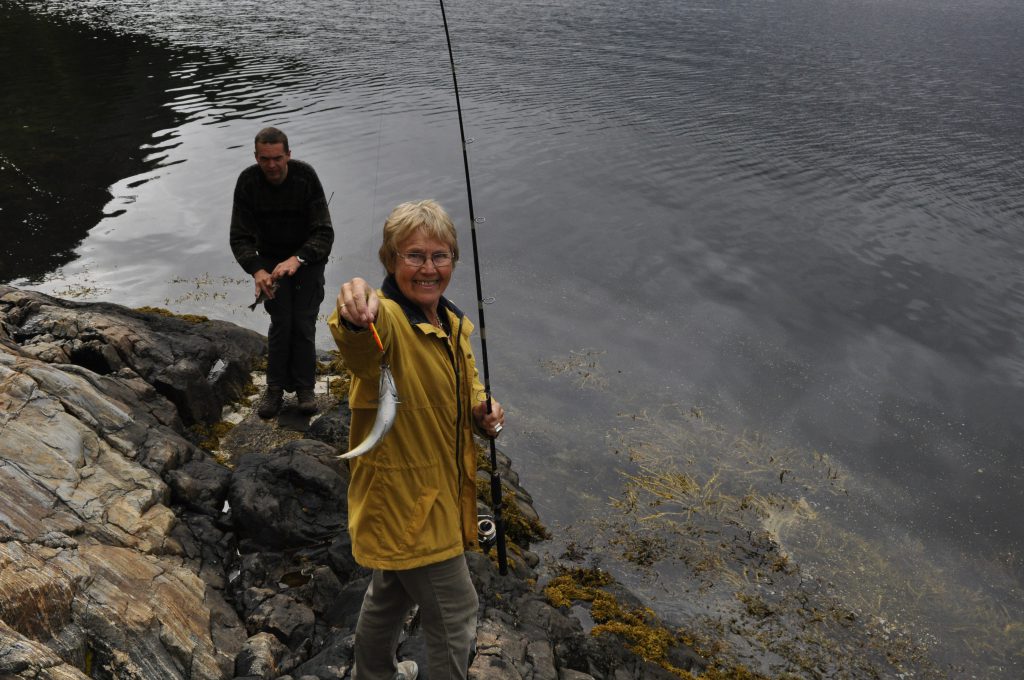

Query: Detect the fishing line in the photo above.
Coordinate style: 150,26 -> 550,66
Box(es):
369,1 -> 392,239
437,0 -> 509,575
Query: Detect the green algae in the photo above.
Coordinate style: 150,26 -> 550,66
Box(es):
134,305 -> 209,324
543,566 -> 769,680
317,349 -> 351,401
162,273 -> 248,308
189,420 -> 236,453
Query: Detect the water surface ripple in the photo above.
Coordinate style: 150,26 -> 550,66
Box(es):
5,1 -> 1023,676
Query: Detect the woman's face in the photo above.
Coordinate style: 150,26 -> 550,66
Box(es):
392,229 -> 454,313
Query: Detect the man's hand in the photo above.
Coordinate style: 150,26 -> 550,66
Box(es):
254,269 -> 276,299
271,256 -> 302,280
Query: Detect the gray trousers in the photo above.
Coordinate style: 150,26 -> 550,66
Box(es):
353,554 -> 479,680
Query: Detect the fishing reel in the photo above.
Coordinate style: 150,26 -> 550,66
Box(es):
477,514 -> 497,551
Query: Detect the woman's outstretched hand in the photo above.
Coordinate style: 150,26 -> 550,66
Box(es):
337,277 -> 379,328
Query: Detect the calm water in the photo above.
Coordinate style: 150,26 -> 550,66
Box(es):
3,0 -> 1023,675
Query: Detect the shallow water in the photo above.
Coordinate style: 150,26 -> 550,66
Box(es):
3,0 -> 1023,675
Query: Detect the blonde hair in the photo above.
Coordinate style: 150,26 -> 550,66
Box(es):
378,199 -> 460,272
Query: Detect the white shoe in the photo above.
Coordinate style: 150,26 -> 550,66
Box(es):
394,660 -> 418,680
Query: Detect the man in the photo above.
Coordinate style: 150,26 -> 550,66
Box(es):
230,127 -> 334,418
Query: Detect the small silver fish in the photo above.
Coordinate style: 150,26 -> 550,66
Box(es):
338,362 -> 399,460
248,282 -> 280,311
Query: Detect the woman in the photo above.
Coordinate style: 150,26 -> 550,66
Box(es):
328,199 -> 505,680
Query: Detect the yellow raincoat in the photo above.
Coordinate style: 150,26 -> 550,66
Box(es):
327,277 -> 486,570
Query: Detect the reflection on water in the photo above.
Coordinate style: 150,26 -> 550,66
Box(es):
0,3 -> 189,280
5,0 -> 1024,676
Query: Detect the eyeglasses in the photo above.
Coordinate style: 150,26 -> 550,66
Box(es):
398,251 -> 454,268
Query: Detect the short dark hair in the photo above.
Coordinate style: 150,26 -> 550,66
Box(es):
255,127 -> 289,152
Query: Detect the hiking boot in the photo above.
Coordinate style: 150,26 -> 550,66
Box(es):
297,389 -> 318,415
394,660 -> 418,680
257,387 -> 283,419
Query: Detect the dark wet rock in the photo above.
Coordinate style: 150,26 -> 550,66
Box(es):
170,512 -> 235,589
228,442 -> 345,552
246,595 -> 316,650
559,670 -> 596,680
300,566 -> 346,618
168,457 -> 233,517
326,529 -> 368,584
323,576 -> 372,631
289,630 -> 355,680
304,402 -> 350,448
513,595 -> 583,643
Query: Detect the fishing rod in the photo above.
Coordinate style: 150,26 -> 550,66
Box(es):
437,0 -> 508,576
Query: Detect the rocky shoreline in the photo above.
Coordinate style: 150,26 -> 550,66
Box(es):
0,285 -> 715,680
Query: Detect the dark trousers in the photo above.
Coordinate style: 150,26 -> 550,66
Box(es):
264,261 -> 325,391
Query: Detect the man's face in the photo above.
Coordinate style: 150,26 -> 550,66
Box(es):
255,142 -> 290,185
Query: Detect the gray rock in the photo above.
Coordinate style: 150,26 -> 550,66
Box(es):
470,617 -> 530,680
247,594 -> 316,649
235,631 -> 289,679
1,288 -> 261,679
527,640 -> 559,680
559,670 -> 596,680
516,595 -> 583,642
1,285 -> 265,426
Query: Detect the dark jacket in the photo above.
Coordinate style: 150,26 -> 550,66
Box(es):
229,159 -> 334,275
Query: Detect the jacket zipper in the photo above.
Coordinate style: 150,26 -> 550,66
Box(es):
448,316 -> 466,538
